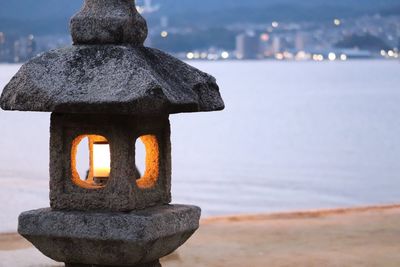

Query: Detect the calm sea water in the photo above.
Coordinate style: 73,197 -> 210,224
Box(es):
0,60 -> 399,232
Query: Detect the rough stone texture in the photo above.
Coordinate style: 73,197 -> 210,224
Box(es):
66,261 -> 160,267
4,0 -> 221,265
0,45 -> 225,115
70,0 -> 148,46
18,205 -> 200,266
50,113 -> 172,212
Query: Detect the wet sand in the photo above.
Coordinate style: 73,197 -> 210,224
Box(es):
0,233 -> 31,251
1,205 -> 400,267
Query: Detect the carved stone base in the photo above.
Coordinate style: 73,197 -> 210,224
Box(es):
19,205 -> 200,266
65,260 -> 161,267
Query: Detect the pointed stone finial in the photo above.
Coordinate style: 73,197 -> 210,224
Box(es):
70,0 -> 148,46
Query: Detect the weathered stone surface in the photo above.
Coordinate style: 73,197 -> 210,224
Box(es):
50,113 -> 172,212
65,261 -> 161,267
6,0 -> 220,265
19,205 -> 201,266
70,0 -> 148,46
0,45 -> 225,115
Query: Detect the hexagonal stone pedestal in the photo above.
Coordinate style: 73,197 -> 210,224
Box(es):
65,261 -> 161,267
18,205 -> 200,266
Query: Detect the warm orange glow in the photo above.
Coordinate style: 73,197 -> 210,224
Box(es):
136,135 -> 160,189
93,142 -> 111,178
72,134 -> 159,190
71,135 -> 110,189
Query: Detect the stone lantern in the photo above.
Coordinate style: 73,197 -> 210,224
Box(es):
0,0 -> 224,266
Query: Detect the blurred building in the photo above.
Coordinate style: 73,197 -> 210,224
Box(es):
236,33 -> 260,59
0,32 -> 5,62
0,33 -> 38,63
271,36 -> 281,53
27,35 -> 37,59
13,40 -> 21,63
160,16 -> 169,28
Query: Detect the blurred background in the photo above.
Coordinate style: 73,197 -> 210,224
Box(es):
0,0 -> 399,62
0,0 -> 399,233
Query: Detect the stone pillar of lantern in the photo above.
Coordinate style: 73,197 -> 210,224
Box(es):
0,0 -> 225,266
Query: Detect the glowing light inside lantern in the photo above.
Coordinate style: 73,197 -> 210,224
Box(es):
93,142 -> 111,179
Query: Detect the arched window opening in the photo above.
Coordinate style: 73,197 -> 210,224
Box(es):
71,135 -> 111,189
135,135 -> 160,189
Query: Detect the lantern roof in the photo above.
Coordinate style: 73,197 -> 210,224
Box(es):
0,0 -> 224,115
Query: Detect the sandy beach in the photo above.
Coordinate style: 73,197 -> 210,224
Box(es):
1,205 -> 399,267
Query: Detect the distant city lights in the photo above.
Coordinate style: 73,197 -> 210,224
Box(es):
312,54 -> 324,61
283,51 -> 294,59
207,53 -> 219,60
164,12 -> 397,63
187,51 -> 357,62
160,31 -> 169,38
221,51 -> 230,59
380,49 -> 399,58
260,33 -> 270,42
295,51 -> 308,61
334,19 -> 342,26
183,49 -> 395,62
186,52 -> 194,60
275,53 -> 284,60
2,3 -> 400,64
328,52 -> 337,61
236,53 -> 244,60
186,51 -> 226,60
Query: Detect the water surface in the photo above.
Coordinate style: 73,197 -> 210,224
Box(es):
0,61 -> 399,232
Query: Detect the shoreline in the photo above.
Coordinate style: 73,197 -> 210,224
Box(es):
201,203 -> 400,223
1,203 -> 399,252
1,204 -> 400,266
0,233 -> 30,251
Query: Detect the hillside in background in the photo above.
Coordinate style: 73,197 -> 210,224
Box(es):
0,0 -> 399,35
